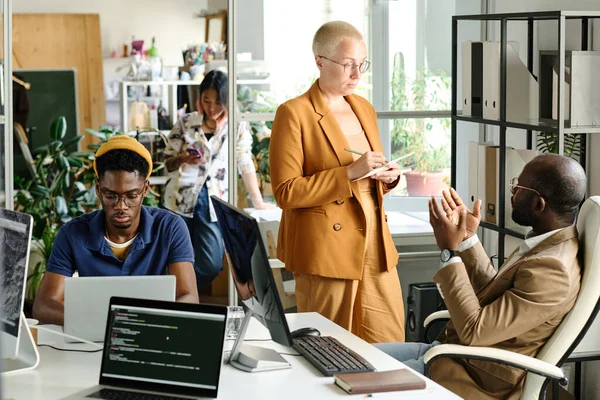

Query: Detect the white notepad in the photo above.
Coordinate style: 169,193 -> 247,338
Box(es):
351,152 -> 414,182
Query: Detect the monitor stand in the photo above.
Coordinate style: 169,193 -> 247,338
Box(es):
1,312 -> 40,375
228,311 -> 291,373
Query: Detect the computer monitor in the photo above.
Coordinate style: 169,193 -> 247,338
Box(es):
211,196 -> 294,372
0,209 -> 39,374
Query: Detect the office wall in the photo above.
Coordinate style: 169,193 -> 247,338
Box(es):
13,0 -> 209,65
489,2 -> 600,398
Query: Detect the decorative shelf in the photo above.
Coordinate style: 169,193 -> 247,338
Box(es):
454,10 -> 600,21
454,115 -> 600,134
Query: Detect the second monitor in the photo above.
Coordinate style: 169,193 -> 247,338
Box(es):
211,196 -> 375,376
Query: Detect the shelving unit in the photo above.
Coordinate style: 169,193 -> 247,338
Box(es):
119,80 -> 200,133
451,10 -> 600,262
118,76 -> 271,134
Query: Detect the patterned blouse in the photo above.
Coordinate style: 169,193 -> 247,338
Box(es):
161,112 -> 256,220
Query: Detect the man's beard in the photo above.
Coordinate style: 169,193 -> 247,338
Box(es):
512,208 -> 534,227
112,222 -> 133,230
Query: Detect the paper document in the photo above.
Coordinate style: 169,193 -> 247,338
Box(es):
351,152 -> 414,182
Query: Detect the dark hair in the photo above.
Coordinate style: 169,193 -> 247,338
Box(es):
95,149 -> 149,180
198,70 -> 228,110
529,155 -> 587,223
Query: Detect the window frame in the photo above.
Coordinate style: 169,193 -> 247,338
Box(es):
231,0 -> 483,213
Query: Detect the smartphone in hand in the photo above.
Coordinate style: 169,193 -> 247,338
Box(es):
187,147 -> 202,157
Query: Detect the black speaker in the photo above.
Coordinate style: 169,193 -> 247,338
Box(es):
405,282 -> 446,343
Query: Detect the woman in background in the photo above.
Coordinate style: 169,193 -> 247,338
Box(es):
163,70 -> 274,294
269,21 -> 405,343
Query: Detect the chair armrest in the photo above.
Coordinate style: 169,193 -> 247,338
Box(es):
424,310 -> 450,328
423,344 -> 567,385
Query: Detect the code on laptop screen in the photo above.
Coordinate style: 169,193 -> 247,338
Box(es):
101,305 -> 225,390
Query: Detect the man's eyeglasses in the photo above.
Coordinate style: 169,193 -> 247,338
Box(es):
98,183 -> 147,207
319,55 -> 371,75
509,177 -> 542,197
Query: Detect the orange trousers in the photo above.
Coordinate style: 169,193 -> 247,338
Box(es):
294,190 -> 405,343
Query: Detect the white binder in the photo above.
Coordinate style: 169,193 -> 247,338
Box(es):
481,41 -> 539,122
461,41 -> 472,116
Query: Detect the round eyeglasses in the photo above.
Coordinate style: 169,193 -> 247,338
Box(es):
509,177 -> 542,197
319,55 -> 371,75
98,184 -> 147,207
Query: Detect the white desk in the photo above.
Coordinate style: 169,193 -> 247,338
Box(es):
3,313 -> 460,399
244,208 -> 435,243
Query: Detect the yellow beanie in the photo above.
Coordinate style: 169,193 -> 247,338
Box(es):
93,135 -> 153,179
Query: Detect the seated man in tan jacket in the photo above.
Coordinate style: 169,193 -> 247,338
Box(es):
376,153 -> 587,400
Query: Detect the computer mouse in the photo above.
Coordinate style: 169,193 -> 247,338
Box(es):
291,327 -> 321,338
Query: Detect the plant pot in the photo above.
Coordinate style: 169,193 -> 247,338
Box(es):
404,171 -> 449,197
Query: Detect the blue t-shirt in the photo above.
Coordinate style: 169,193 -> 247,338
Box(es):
46,206 -> 194,277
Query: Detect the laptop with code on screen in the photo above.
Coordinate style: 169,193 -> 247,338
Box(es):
62,297 -> 228,400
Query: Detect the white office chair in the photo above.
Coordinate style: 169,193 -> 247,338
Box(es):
422,196 -> 600,400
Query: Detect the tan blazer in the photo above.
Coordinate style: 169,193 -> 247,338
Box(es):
431,226 -> 581,400
269,81 -> 398,280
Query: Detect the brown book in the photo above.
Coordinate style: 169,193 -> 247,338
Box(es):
334,369 -> 426,395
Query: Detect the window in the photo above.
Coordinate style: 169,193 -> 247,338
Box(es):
261,0 -> 370,104
235,0 -> 481,210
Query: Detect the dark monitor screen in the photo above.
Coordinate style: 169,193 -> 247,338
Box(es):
100,297 -> 227,398
210,196 -> 294,348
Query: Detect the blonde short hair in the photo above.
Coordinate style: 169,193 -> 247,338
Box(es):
312,21 -> 364,58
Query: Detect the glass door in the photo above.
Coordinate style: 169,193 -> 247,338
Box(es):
0,0 -> 12,209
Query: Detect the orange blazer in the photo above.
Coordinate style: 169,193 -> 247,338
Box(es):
269,81 -> 398,280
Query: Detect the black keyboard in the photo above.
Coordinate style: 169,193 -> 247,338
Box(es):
293,335 -> 375,376
86,388 -> 190,400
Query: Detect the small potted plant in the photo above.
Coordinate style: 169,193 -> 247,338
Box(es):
401,128 -> 451,197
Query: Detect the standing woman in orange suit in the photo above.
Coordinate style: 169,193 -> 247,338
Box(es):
269,21 -> 405,343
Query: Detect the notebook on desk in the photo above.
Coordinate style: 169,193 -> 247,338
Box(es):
62,297 -> 228,400
334,368 -> 426,394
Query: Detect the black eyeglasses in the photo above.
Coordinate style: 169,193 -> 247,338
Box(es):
98,183 -> 147,207
319,55 -> 371,75
509,177 -> 542,197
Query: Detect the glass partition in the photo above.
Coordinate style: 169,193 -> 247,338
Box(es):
0,0 -> 12,209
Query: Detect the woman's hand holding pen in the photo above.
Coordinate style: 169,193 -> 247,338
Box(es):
371,162 -> 401,184
346,151 -> 387,181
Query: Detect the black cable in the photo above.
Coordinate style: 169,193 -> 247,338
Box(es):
278,352 -> 301,356
38,344 -> 102,353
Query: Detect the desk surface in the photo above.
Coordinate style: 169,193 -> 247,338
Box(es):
3,313 -> 459,400
245,208 -> 433,238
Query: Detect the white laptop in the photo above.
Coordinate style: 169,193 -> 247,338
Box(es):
64,275 -> 176,342
63,296 -> 228,399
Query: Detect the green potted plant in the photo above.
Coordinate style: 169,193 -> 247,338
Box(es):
402,135 -> 451,196
15,116 -> 96,303
390,53 -> 451,196
536,132 -> 582,159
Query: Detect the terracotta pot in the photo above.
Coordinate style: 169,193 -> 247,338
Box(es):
404,171 -> 449,197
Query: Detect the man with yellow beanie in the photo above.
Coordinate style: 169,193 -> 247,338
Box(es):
33,136 -> 199,325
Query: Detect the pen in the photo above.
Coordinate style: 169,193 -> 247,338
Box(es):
344,148 -> 364,156
345,148 -> 389,164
